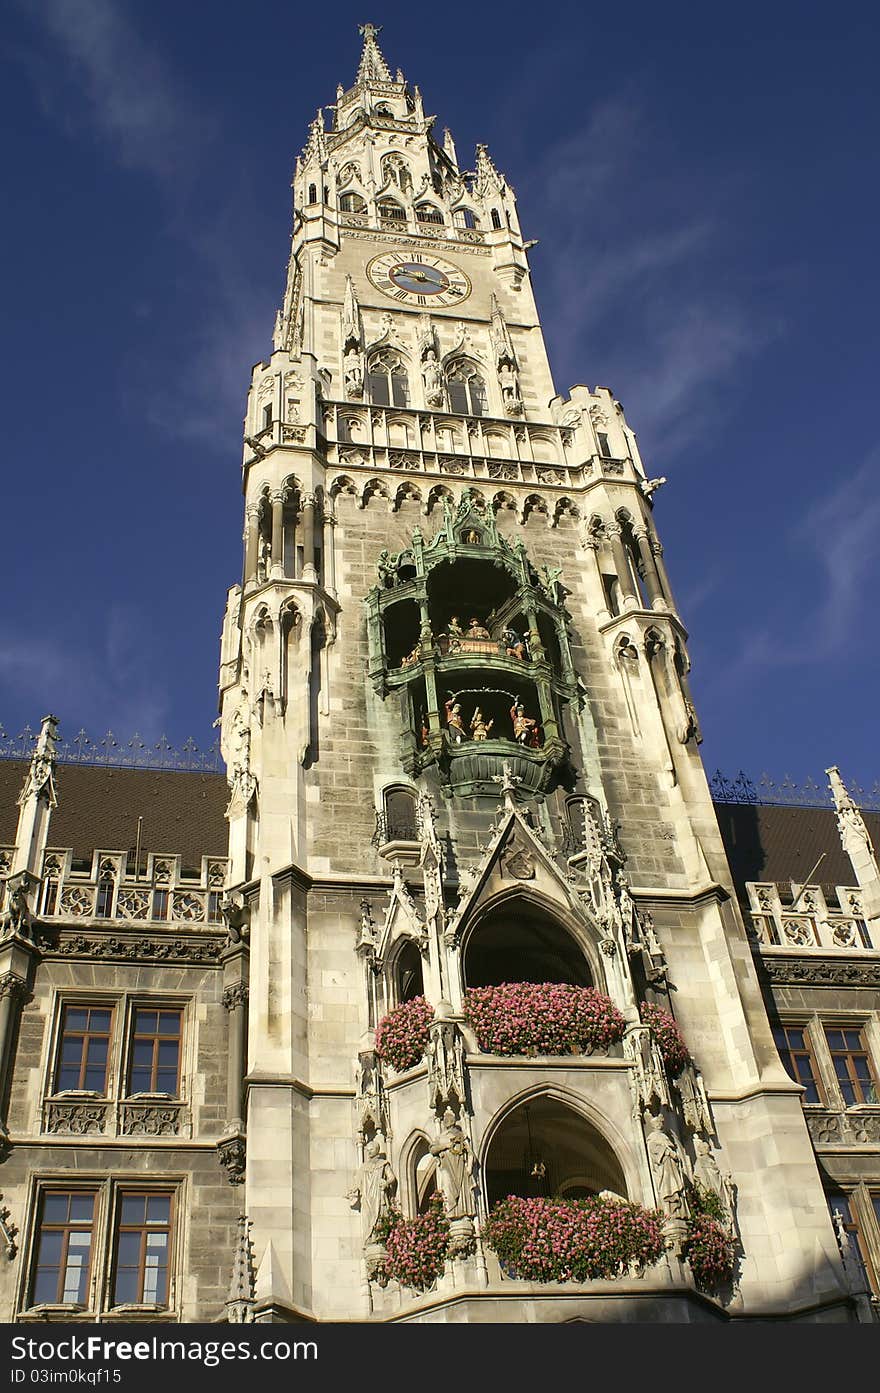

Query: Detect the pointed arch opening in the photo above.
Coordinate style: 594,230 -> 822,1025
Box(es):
463,897 -> 593,989
446,357 -> 487,417
484,1095 -> 628,1209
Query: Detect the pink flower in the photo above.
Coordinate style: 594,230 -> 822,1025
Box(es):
639,1002 -> 692,1074
375,996 -> 433,1072
465,983 -> 626,1058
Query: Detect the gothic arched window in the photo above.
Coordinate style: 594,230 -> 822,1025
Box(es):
307,183 -> 318,205
377,198 -> 406,223
368,350 -> 409,408
491,208 -> 502,229
415,202 -> 444,225
453,207 -> 479,229
381,155 -> 412,192
339,192 -> 367,214
375,102 -> 394,118
446,359 -> 486,417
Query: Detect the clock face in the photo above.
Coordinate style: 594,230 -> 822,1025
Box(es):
367,252 -> 472,307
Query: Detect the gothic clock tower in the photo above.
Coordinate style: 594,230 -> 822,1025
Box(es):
216,25 -> 850,1321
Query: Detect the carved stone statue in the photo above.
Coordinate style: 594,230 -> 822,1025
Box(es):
0,875 -> 34,942
466,617 -> 490,640
693,1137 -> 735,1224
344,347 -> 364,400
470,707 -> 494,741
350,1137 -> 397,1243
676,1061 -> 714,1136
645,1113 -> 690,1221
257,536 -> 271,583
430,1109 -> 474,1219
445,699 -> 466,743
422,349 -> 443,407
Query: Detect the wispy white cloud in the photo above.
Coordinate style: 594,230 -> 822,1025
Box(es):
17,0 -> 269,447
0,606 -> 173,742
526,95 -> 781,459
20,0 -> 211,181
703,445 -> 880,692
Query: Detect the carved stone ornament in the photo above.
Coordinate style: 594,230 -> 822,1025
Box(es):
761,958 -> 880,987
430,1109 -> 475,1220
0,1197 -> 17,1259
354,1050 -> 389,1143
675,1061 -> 714,1136
350,1137 -> 397,1245
624,1025 -> 670,1116
222,982 -> 250,1011
644,1112 -> 691,1229
427,1012 -> 466,1115
0,873 -> 36,943
119,1101 -> 186,1137
42,932 -> 223,966
221,892 -> 250,946
217,1132 -> 247,1185
500,841 -> 535,881
45,1100 -> 109,1136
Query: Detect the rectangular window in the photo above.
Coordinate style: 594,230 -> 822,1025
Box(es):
828,1192 -> 878,1295
55,1006 -> 113,1094
597,432 -> 612,458
773,1024 -> 824,1103
41,880 -> 59,915
127,1009 -> 182,1095
31,1191 -> 95,1306
824,1026 -> 878,1105
151,888 -> 169,921
207,891 -> 223,923
112,1192 -> 172,1306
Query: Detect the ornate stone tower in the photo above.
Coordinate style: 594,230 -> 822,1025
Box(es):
216,24 -> 854,1320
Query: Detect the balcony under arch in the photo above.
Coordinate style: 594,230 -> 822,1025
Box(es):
484,1095 -> 628,1209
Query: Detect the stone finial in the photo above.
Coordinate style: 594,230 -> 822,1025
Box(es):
225,1214 -> 256,1323
826,766 -> 880,920
356,22 -> 393,84
17,715 -> 58,810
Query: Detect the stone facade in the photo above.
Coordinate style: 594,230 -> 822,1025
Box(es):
0,24 -> 877,1324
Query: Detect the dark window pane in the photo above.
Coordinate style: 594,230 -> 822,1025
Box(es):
34,1269 -> 60,1304
156,1070 -> 178,1094
37,1232 -> 64,1264
135,1011 -> 158,1033
369,374 -> 389,406
114,1268 -> 139,1305
91,1011 -> 112,1031
117,1230 -> 143,1262
391,375 -> 407,408
83,1066 -> 106,1092
130,1069 -> 152,1093
69,1197 -> 93,1222
66,1010 -> 89,1031
87,1039 -> 108,1066
844,1031 -> 862,1049
448,380 -> 468,414
132,1041 -> 153,1066
61,1039 -> 83,1063
158,1013 -> 180,1036
825,1030 -> 845,1050
42,1195 -> 70,1223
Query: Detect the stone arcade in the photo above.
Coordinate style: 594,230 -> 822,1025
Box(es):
0,24 -> 879,1322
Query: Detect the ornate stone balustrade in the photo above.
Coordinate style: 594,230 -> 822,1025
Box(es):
32,850 -> 228,929
805,1109 -> 880,1146
747,881 -> 876,952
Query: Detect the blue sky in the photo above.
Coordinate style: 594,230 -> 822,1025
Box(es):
2,1 -> 878,790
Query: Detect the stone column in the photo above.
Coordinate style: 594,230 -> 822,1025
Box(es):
632,526 -> 665,610
583,535 -> 611,623
301,493 -> 317,581
608,524 -> 639,607
323,508 -> 337,598
651,539 -> 679,614
270,490 -> 287,578
244,506 -> 262,586
0,929 -> 37,1148
218,932 -> 250,1187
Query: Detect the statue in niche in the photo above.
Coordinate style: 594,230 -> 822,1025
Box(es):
464,527 -> 482,544
498,363 -> 521,412
645,1113 -> 690,1222
466,617 -> 490,639
400,641 -> 422,668
430,1109 -> 475,1219
377,549 -> 399,588
510,702 -> 540,747
444,699 -> 467,743
693,1137 -> 736,1225
427,1013 -> 465,1114
422,349 -> 444,407
257,536 -> 271,583
470,706 -> 494,740
350,1137 -> 397,1243
419,713 -> 430,748
344,347 -> 364,400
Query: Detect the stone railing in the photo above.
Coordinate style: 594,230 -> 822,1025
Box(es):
747,882 -> 876,952
25,850 -> 229,928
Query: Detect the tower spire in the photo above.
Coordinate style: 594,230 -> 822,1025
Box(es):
356,22 -> 393,84
827,766 -> 880,925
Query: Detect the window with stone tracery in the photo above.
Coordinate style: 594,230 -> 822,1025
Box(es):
381,154 -> 412,192
446,359 -> 486,417
415,202 -> 444,224
339,192 -> 367,215
338,162 -> 360,186
368,350 -> 408,408
377,198 -> 406,223
453,207 -> 479,229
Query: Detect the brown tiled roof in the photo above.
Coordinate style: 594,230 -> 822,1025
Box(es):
714,801 -> 880,902
0,762 -> 228,866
